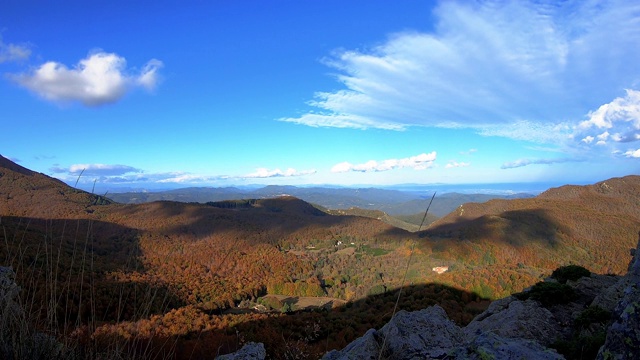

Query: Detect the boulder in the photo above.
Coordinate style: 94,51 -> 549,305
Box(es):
455,332 -> 564,360
216,342 -> 266,360
323,305 -> 464,360
464,298 -> 563,346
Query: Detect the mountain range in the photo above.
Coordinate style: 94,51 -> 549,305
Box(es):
106,184 -> 535,217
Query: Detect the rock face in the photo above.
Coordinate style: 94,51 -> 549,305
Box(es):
322,305 -> 563,360
596,232 -> 640,360
464,297 -> 563,346
323,306 -> 464,360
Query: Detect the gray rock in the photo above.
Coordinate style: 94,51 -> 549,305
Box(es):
323,305 -> 464,360
572,274 -> 620,307
380,306 -> 465,359
455,332 -> 565,360
324,303 -> 566,360
468,296 -> 516,323
592,276 -> 630,313
0,266 -> 21,315
216,342 -> 266,360
464,299 -> 563,346
322,329 -> 381,360
597,232 -> 640,360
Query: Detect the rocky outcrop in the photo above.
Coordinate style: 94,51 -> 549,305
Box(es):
596,232 -> 640,360
322,305 -> 563,360
452,332 -> 563,360
216,342 -> 266,360
464,297 -> 563,346
323,306 -> 464,360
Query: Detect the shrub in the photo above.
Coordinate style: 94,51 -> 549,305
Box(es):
515,281 -> 576,307
574,306 -> 611,329
368,285 -> 386,296
553,331 -> 606,360
550,265 -> 591,284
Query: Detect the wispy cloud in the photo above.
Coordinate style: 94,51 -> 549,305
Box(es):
459,149 -> 477,155
11,51 -> 162,106
155,173 -> 224,183
280,1 -> 640,146
0,36 -> 31,63
501,157 -> 582,169
331,152 -> 436,173
445,161 -> 470,169
243,168 -> 317,178
50,163 -> 142,176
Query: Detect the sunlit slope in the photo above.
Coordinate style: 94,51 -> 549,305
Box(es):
425,175 -> 640,274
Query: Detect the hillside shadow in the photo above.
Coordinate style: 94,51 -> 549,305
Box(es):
0,215 -> 184,325
92,282 -> 491,360
419,208 -> 567,248
113,198 -> 411,246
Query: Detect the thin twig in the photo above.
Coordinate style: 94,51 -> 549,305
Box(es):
378,192 -> 436,360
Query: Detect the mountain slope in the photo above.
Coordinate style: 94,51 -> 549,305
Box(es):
425,175 -> 640,274
0,155 -> 112,218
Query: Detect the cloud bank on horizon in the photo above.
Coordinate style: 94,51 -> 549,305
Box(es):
281,0 -> 640,165
331,152 -> 437,173
48,164 -> 318,186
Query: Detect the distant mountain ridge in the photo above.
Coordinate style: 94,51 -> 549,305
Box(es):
107,185 -> 535,217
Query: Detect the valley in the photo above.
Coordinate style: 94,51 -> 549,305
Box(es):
1,155 -> 639,359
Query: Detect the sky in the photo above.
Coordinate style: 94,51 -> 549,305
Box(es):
1,0 -> 639,190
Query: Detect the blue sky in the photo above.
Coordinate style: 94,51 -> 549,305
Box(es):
1,0 -> 639,190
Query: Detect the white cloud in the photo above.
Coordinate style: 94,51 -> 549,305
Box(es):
0,36 -> 31,63
331,162 -> 354,173
136,59 -> 163,90
445,161 -> 470,168
331,152 -> 436,173
501,157 -> 582,169
578,89 -> 640,131
624,149 -> 640,158
280,1 -> 640,144
243,168 -> 317,178
572,89 -> 640,155
459,148 -> 477,155
51,163 -> 142,176
155,173 -> 220,183
11,51 -> 163,106
582,136 -> 594,144
478,121 -> 572,144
